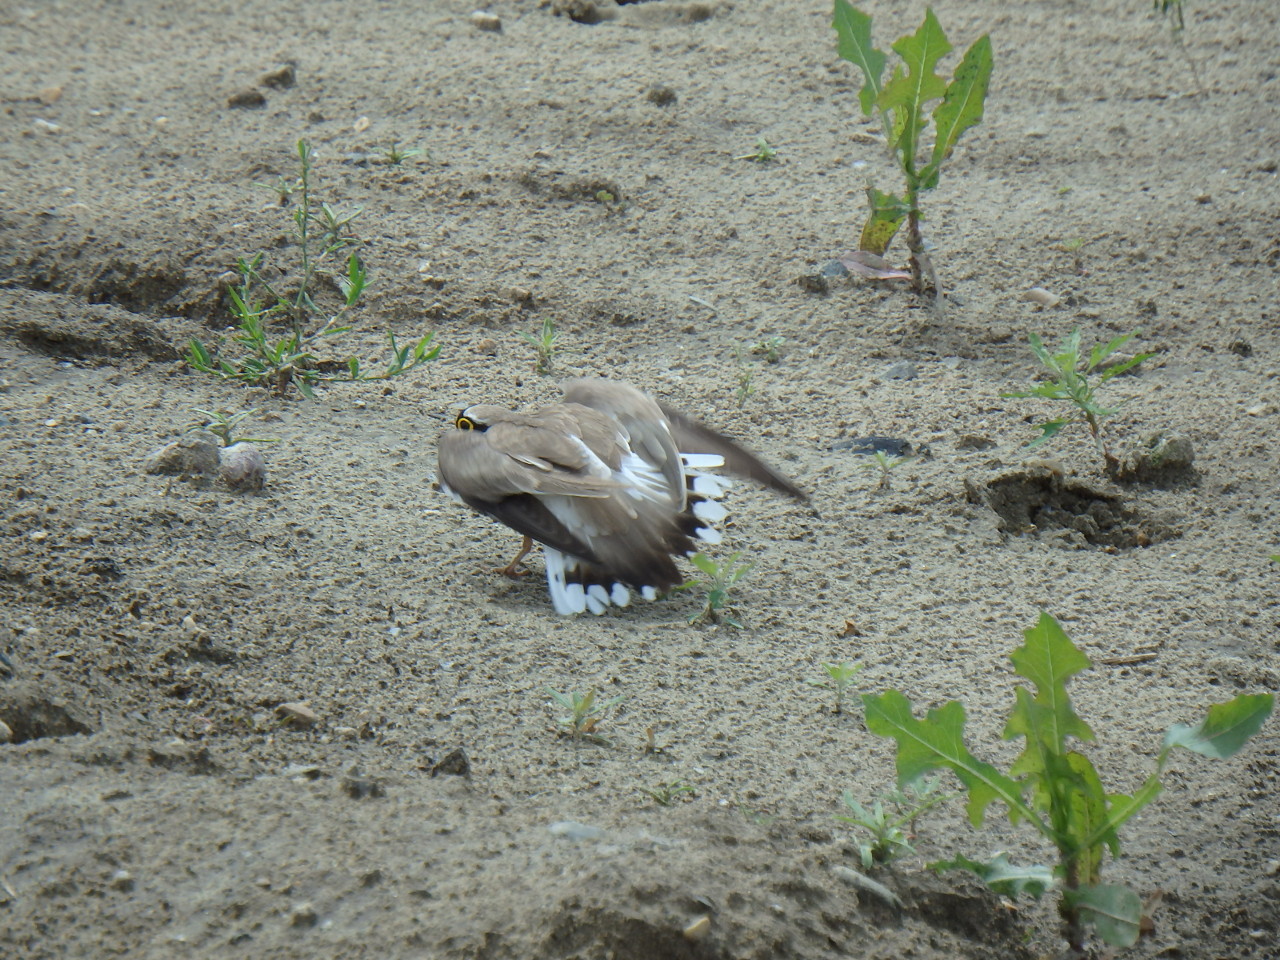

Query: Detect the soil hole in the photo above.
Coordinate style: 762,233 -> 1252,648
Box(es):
0,683 -> 95,743
971,468 -> 1181,550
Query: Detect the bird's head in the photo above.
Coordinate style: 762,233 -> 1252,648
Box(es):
452,404 -> 508,432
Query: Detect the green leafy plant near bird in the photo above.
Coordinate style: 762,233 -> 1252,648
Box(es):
833,1 -> 993,302
862,611 -> 1272,953
1002,327 -> 1154,472
187,139 -> 439,398
680,552 -> 754,627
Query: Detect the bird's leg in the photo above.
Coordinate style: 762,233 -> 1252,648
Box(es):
497,536 -> 534,579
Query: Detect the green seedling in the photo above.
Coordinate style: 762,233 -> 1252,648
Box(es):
1001,327 -> 1154,473
1154,0 -> 1185,33
547,687 -> 624,744
862,450 -> 912,492
187,140 -> 440,398
833,2 -> 993,302
836,776 -> 953,869
863,611 -> 1273,953
750,336 -> 785,364
734,137 -> 779,163
734,347 -> 756,408
807,660 -> 864,714
1059,237 -> 1089,274
519,315 -> 558,375
645,780 -> 696,807
184,408 -> 276,448
382,143 -> 427,165
681,551 -> 754,627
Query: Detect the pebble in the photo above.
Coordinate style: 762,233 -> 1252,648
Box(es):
258,63 -> 296,88
881,360 -> 918,380
276,702 -> 320,728
1025,286 -> 1061,307
220,442 -> 266,491
0,719 -> 12,743
473,338 -> 499,356
683,915 -> 711,941
469,10 -> 502,31
548,821 -> 604,841
226,87 -> 267,109
109,869 -> 135,892
143,436 -> 220,479
289,902 -> 318,928
33,118 -> 60,133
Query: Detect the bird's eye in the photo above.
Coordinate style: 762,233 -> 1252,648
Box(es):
455,416 -> 477,431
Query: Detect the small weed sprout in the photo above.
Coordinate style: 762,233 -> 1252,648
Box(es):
734,347 -> 756,408
862,450 -> 912,492
1001,327 -> 1155,473
1059,237 -> 1089,273
681,551 -> 754,627
863,611 -> 1273,953
837,776 -> 952,869
807,660 -> 864,714
381,143 -> 426,165
734,137 -> 779,163
833,2 -> 993,302
750,336 -> 785,363
547,687 -> 624,745
184,408 -> 275,448
646,780 -> 696,806
187,139 -> 440,398
519,315 -> 558,375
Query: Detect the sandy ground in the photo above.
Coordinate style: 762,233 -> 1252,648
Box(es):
1,0 -> 1278,957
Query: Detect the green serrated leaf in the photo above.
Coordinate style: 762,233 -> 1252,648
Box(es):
1163,693 -> 1273,759
931,852 -> 1055,899
1066,883 -> 1143,948
1006,612 -> 1095,750
833,0 -> 886,117
877,8 -> 951,163
859,187 -> 908,254
1025,420 -> 1069,448
920,33 -> 992,190
1097,352 -> 1155,383
862,691 -> 1030,828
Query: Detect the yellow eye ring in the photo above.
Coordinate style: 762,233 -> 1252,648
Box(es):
455,416 -> 476,430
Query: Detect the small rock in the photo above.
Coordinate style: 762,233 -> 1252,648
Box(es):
819,259 -> 851,279
796,273 -> 829,296
353,115 -> 371,133
683,915 -> 711,941
1113,431 -> 1195,484
0,719 -> 12,743
548,821 -> 604,841
1245,402 -> 1276,417
508,286 -> 534,306
341,769 -> 386,799
33,118 -> 60,133
882,360 -> 918,380
38,85 -> 64,105
289,902 -> 318,928
220,442 -> 266,491
430,747 -> 472,778
143,436 -> 220,479
276,701 -> 320,728
469,10 -> 502,31
1024,286 -> 1061,307
282,763 -> 323,780
644,84 -> 678,107
258,63 -> 296,88
473,338 -> 499,356
226,87 -> 267,109
1265,860 -> 1280,877
109,869 -> 134,892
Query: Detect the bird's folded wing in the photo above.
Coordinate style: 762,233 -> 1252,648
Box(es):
562,379 -> 684,499
438,430 -> 618,501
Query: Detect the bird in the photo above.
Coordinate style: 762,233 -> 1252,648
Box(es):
436,377 -> 807,615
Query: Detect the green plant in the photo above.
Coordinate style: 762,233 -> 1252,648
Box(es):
807,660 -> 864,714
1001,328 -> 1155,472
734,137 -> 779,163
833,2 -> 993,301
519,315 -> 558,375
1153,0 -> 1185,33
1059,237 -> 1089,273
184,408 -> 275,447
547,687 -> 624,744
382,142 -> 426,165
750,336 -> 785,363
734,347 -> 756,408
680,551 -> 754,627
187,140 -> 440,398
862,450 -> 912,492
863,611 -> 1273,953
646,780 -> 696,806
836,775 -> 953,869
